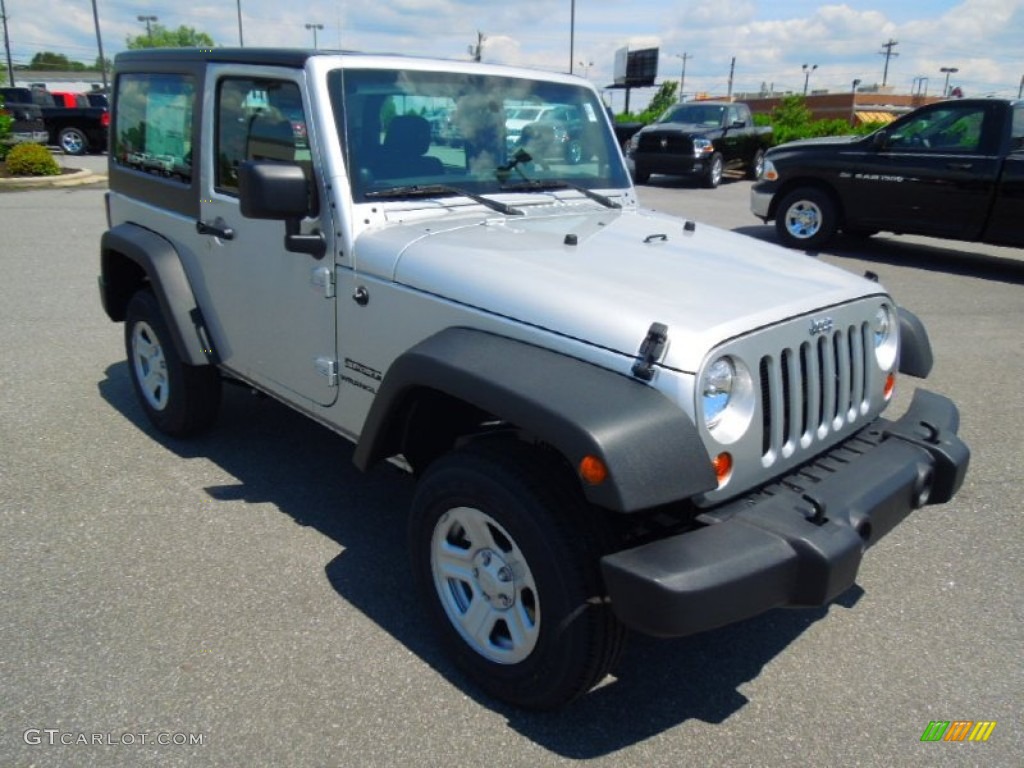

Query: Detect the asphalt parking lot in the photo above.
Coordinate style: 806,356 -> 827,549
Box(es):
1,159 -> 1021,767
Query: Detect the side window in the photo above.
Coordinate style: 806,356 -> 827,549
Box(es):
1011,107 -> 1024,152
215,78 -> 307,195
888,106 -> 987,153
113,73 -> 195,182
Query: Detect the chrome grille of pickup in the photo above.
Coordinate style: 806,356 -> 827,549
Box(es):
758,322 -> 870,466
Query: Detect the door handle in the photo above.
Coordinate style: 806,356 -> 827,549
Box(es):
196,218 -> 235,240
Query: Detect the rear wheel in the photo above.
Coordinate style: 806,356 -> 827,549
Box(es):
125,290 -> 221,437
58,126 -> 88,156
409,440 -> 625,709
747,148 -> 766,180
774,187 -> 839,250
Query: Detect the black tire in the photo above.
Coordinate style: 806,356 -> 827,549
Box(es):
124,290 -> 221,437
58,126 -> 88,156
747,148 -> 766,180
564,138 -> 584,165
409,440 -> 626,710
774,186 -> 839,250
702,152 -> 724,188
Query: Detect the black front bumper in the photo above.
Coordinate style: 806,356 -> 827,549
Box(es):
600,389 -> 970,638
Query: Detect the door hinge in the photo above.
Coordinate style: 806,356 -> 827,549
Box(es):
311,267 -> 335,298
315,357 -> 339,387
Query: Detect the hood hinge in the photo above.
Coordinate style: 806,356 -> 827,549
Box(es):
632,322 -> 668,382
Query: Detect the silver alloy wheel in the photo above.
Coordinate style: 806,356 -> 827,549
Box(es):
431,506 -> 540,664
783,198 -> 823,240
710,154 -> 723,186
131,320 -> 170,411
59,128 -> 86,155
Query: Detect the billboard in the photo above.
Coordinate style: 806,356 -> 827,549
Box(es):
613,47 -> 659,87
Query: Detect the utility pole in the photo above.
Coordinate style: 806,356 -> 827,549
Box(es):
90,0 -> 107,90
879,38 -> 899,87
1018,74 -> 1023,99
727,56 -> 735,99
468,31 -> 485,62
1,0 -> 15,87
675,52 -> 691,102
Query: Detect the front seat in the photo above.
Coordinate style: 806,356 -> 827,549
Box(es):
375,115 -> 444,179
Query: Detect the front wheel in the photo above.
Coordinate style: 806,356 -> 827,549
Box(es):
702,152 -> 724,188
58,126 -> 88,156
125,290 -> 221,437
774,187 -> 839,250
409,441 -> 625,709
747,148 -> 766,180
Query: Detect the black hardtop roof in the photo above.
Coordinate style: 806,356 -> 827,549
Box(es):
113,47 -> 353,68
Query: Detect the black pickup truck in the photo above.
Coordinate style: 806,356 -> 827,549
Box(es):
0,86 -> 109,155
751,98 -> 1024,250
626,101 -> 771,187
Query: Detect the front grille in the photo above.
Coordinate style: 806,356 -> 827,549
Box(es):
758,323 -> 870,466
637,133 -> 693,154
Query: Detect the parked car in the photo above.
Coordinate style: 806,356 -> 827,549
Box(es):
0,99 -> 49,146
49,91 -> 91,108
0,86 -> 109,155
627,101 -> 772,187
751,98 -> 1024,249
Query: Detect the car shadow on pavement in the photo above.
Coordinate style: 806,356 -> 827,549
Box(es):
733,224 -> 1024,286
99,361 -> 860,757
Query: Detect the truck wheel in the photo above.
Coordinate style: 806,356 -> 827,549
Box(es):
775,187 -> 839,250
58,127 -> 89,156
125,290 -> 221,437
565,138 -> 584,165
747,148 -> 766,180
702,152 -> 724,188
409,440 -> 625,710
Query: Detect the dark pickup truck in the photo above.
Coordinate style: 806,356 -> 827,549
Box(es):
626,101 -> 771,187
0,86 -> 109,155
751,98 -> 1024,250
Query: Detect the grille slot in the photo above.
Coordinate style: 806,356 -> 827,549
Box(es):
759,323 -> 870,466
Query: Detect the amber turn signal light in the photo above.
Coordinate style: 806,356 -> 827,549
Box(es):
884,372 -> 896,400
578,455 -> 608,485
712,452 -> 733,485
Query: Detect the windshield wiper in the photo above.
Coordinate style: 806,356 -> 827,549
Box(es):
365,184 -> 523,216
500,180 -> 622,210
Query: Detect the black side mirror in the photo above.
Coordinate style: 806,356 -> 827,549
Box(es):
238,161 -> 325,259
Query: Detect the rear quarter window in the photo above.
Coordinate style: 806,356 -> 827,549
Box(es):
113,73 -> 196,184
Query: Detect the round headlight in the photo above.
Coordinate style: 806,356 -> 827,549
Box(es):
872,305 -> 898,370
701,357 -> 735,429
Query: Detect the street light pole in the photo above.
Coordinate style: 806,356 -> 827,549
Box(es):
137,15 -> 157,44
305,23 -> 323,50
849,78 -> 861,126
940,66 -> 958,97
569,0 -> 575,74
90,0 -> 107,90
236,0 -> 244,47
802,63 -> 818,96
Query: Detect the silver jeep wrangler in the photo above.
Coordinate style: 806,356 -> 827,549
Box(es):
99,49 -> 969,710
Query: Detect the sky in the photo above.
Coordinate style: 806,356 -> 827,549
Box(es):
3,0 -> 1023,106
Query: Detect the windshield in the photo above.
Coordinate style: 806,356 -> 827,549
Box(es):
660,104 -> 726,126
328,67 -> 630,201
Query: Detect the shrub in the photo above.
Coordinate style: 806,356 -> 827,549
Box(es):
5,142 -> 61,176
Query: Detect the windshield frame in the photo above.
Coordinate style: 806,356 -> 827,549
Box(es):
327,65 -> 630,204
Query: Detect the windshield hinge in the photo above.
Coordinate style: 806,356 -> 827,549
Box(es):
315,357 -> 339,387
311,266 -> 335,298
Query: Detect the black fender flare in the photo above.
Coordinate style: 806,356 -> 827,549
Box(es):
353,328 -> 717,513
99,223 -> 213,366
897,307 -> 933,379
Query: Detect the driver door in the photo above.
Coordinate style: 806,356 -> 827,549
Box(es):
195,66 -> 338,407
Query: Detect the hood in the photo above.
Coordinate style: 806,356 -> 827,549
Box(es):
354,206 -> 882,372
772,134 -> 864,151
642,122 -> 713,137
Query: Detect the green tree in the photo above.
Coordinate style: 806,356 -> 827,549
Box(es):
31,51 -> 86,72
126,24 -> 215,50
616,81 -> 679,125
